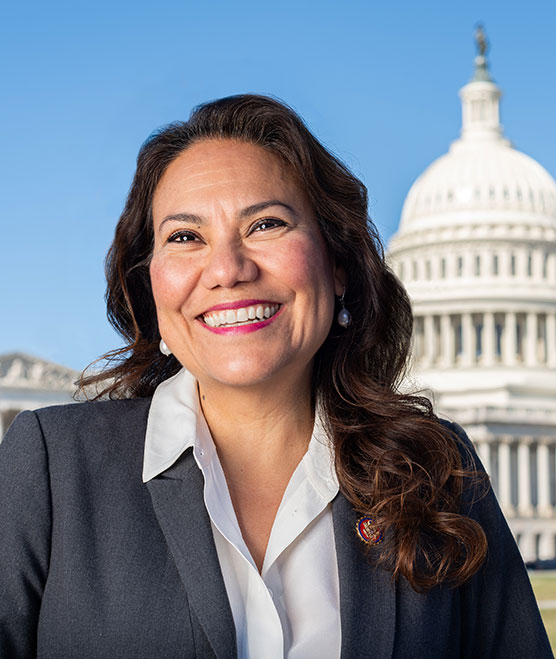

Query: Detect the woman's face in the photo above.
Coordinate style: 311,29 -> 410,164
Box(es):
150,139 -> 344,392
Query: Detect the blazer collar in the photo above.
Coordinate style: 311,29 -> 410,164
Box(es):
146,450 -> 237,659
332,492 -> 396,659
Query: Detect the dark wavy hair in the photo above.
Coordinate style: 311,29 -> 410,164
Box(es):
79,94 -> 487,591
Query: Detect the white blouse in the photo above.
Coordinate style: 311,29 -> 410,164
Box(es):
142,368 -> 341,659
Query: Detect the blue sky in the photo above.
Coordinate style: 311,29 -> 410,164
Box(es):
1,0 -> 555,371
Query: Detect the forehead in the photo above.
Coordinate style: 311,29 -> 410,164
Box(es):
152,139 -> 304,216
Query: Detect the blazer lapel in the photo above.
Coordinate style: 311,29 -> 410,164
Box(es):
146,449 -> 236,659
332,492 -> 396,659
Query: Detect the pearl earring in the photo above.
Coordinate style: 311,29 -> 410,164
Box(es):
159,339 -> 172,356
337,289 -> 352,328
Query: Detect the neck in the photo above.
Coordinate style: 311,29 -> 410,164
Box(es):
198,370 -> 315,476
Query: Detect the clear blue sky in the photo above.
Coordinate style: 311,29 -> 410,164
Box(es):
1,0 -> 554,371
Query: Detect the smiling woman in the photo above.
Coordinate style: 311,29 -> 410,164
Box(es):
0,95 -> 551,658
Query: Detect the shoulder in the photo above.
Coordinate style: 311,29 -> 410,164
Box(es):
28,396 -> 152,435
437,417 -> 482,468
3,398 -> 153,467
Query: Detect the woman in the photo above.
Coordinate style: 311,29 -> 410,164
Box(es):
0,95 -> 551,658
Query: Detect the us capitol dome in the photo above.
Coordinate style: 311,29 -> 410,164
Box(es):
388,28 -> 556,563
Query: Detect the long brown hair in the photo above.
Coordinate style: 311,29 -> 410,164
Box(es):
79,94 -> 487,591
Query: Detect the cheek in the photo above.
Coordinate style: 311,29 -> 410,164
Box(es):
280,235 -> 335,297
149,256 -> 193,311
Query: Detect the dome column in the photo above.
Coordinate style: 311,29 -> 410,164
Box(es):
517,439 -> 534,517
424,314 -> 435,367
525,312 -> 538,366
482,311 -> 496,365
537,440 -> 552,517
441,314 -> 453,366
497,438 -> 513,515
462,313 -> 474,366
504,312 -> 517,366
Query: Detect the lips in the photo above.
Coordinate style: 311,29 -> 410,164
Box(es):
201,303 -> 281,328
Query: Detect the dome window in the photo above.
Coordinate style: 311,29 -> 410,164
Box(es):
492,254 -> 499,275
426,261 -> 432,280
475,255 -> 481,276
516,188 -> 523,201
516,317 -> 524,360
489,187 -> 495,200
457,256 -> 464,277
399,262 -> 405,280
510,254 -> 516,276
529,190 -> 535,208
475,321 -> 483,359
503,187 -> 509,200
543,253 -> 549,279
447,190 -> 454,202
412,261 -> 418,280
441,258 -> 447,278
527,253 -> 533,277
454,319 -> 463,358
495,321 -> 503,358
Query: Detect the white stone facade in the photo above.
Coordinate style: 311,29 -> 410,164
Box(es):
0,353 -> 78,440
388,45 -> 556,563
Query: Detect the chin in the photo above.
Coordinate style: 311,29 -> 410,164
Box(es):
197,355 -> 307,391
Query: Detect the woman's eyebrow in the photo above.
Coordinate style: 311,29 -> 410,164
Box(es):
238,200 -> 298,218
159,200 -> 298,231
158,213 -> 204,232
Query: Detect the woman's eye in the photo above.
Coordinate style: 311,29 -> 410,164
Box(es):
251,218 -> 286,233
167,230 -> 200,244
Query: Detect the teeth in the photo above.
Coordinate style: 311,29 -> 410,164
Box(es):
203,304 -> 280,328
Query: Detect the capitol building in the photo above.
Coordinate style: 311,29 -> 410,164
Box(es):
388,34 -> 556,563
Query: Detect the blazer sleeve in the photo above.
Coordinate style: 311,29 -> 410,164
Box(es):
446,421 -> 554,658
0,411 -> 52,657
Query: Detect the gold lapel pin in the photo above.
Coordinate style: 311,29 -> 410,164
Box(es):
356,516 -> 383,545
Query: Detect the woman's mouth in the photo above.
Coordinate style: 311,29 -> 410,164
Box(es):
201,303 -> 281,328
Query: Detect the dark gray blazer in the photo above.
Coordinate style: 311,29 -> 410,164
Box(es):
0,399 -> 552,658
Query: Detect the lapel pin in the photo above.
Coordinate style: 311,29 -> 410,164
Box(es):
356,516 -> 383,545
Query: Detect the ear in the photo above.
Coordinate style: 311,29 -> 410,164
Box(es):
333,264 -> 346,297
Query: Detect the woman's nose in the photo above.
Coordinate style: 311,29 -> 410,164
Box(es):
200,241 -> 259,289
